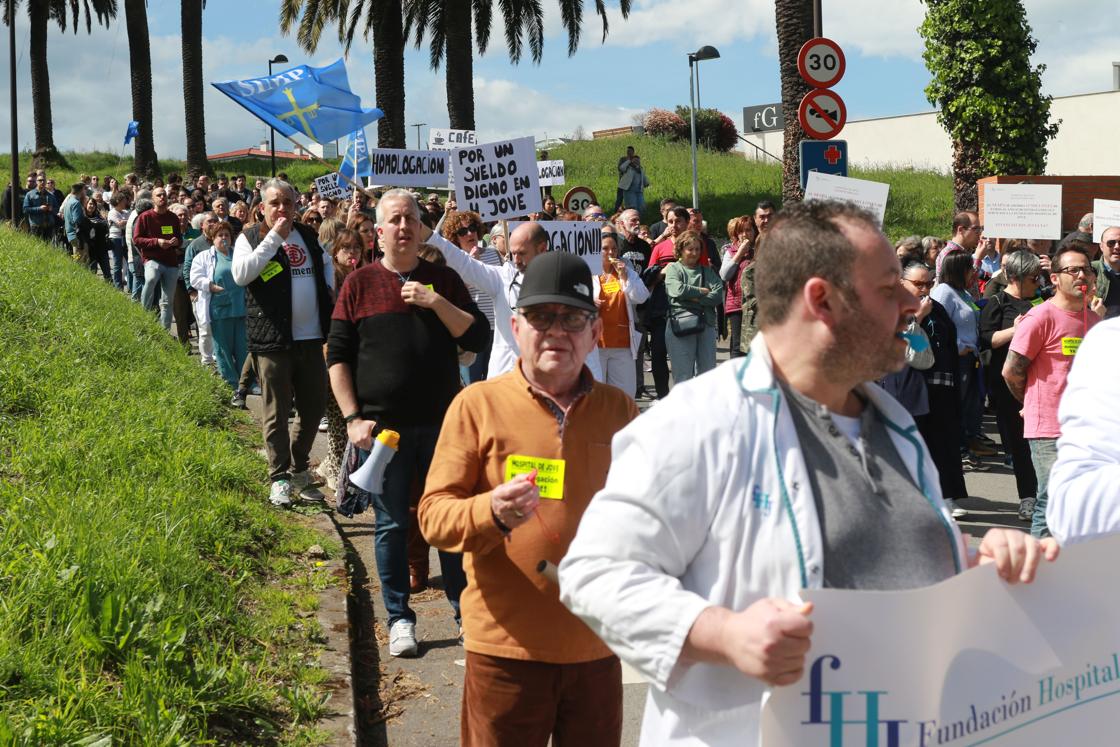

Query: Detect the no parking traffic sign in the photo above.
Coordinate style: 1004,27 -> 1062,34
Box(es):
798,89 -> 847,140
798,37 -> 846,89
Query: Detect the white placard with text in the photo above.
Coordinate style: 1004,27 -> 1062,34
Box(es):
804,171 -> 890,226
450,136 -> 541,221
982,183 -> 1063,239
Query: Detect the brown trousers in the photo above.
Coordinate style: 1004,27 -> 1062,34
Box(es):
254,341 -> 327,482
461,652 -> 622,747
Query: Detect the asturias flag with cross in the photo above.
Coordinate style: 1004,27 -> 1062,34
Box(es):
339,128 -> 372,183
211,59 -> 383,145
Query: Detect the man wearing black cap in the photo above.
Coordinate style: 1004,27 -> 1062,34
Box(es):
419,251 -> 639,746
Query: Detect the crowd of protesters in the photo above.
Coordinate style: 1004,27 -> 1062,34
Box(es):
7,158 -> 1120,746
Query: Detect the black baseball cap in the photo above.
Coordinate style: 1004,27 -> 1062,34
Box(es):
516,251 -> 597,313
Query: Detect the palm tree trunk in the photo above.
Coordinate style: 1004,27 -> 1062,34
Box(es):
28,0 -> 67,168
444,0 -> 474,131
181,0 -> 210,179
125,0 -> 160,178
775,0 -> 813,203
373,0 -> 406,149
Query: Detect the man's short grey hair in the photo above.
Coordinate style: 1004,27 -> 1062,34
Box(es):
1003,249 -> 1042,282
133,198 -> 153,214
261,178 -> 298,203
191,211 -> 215,230
895,235 -> 922,252
211,196 -> 229,208
375,187 -> 421,225
136,189 -> 152,202
1079,212 -> 1094,231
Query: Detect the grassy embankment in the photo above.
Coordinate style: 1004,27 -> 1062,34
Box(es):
0,137 -> 954,240
0,229 -> 340,744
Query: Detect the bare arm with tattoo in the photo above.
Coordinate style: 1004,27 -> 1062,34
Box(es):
1002,350 -> 1032,403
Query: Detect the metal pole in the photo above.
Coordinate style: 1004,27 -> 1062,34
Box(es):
9,0 -> 18,225
410,123 -> 426,150
813,0 -> 822,37
268,59 -> 276,178
689,58 -> 699,210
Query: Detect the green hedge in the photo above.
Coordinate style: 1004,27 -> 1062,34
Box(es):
0,230 -> 334,745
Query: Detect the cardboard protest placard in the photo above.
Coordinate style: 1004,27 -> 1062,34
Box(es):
313,172 -> 351,201
804,171 -> 890,226
428,128 -> 476,151
1093,198 -> 1120,242
451,136 -> 542,221
538,160 -> 566,187
506,220 -> 602,275
367,148 -> 449,189
762,533 -> 1120,747
982,184 -> 1063,239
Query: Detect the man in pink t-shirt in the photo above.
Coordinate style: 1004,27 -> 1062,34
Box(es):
1004,243 -> 1105,538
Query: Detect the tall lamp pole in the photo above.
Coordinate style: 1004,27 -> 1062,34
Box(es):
9,0 -> 18,225
268,54 -> 289,178
688,45 -> 720,210
410,122 -> 426,150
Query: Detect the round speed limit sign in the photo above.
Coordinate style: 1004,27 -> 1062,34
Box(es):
563,186 -> 599,215
797,37 -> 846,89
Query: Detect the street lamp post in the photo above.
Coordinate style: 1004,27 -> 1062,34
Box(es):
688,45 -> 720,210
410,123 -> 427,150
9,0 -> 18,225
268,54 -> 289,178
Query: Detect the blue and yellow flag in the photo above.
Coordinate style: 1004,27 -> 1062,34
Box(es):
123,121 -> 140,146
339,128 -> 372,183
211,59 -> 383,145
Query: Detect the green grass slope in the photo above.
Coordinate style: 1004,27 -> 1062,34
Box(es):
0,231 -> 336,745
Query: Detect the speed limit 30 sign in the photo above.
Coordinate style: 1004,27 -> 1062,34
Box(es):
797,37 -> 846,89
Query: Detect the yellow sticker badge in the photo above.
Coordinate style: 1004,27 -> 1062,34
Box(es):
260,261 -> 283,282
160,225 -> 174,235
601,280 -> 621,295
505,454 -> 566,500
1061,337 -> 1083,356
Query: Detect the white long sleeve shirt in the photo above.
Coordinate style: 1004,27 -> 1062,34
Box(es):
428,231 -> 604,381
1047,318 -> 1120,544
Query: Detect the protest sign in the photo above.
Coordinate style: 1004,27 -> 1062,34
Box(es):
982,183 -> 1063,239
762,532 -> 1120,746
804,171 -> 890,226
313,172 -> 351,201
367,148 -> 449,188
451,136 -> 541,221
428,128 -> 476,151
1093,198 -> 1120,242
506,220 -> 602,274
538,160 -> 566,187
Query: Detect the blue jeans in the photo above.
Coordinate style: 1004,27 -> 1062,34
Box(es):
127,255 -> 145,301
1029,438 -> 1058,539
141,260 -> 179,330
665,322 -> 717,385
623,186 -> 645,213
109,237 -> 126,289
957,353 -> 983,446
370,424 -> 465,627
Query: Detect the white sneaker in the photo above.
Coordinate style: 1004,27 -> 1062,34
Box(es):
945,498 -> 967,519
388,620 -> 419,657
318,417 -> 329,432
291,470 -> 325,503
269,479 -> 292,508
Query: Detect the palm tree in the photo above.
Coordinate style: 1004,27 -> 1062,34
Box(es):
404,0 -> 631,131
279,0 -> 407,149
5,0 -> 118,169
181,0 -> 212,179
774,0 -> 813,203
123,0 -> 159,178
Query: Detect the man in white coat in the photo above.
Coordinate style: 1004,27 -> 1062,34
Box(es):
559,200 -> 1058,746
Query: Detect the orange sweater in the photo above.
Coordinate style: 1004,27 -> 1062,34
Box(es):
419,363 -> 639,664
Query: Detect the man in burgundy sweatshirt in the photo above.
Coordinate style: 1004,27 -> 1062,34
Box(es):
134,186 -> 184,330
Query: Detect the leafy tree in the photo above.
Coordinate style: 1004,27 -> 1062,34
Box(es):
279,0 -> 407,149
920,0 -> 1059,211
124,0 -> 160,178
773,0 -> 813,203
181,0 -> 212,179
4,0 -> 117,169
673,106 -> 738,152
643,108 -> 688,140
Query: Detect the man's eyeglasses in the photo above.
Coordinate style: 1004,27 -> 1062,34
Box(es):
1105,239 -> 1120,249
456,226 -> 477,237
966,225 -> 984,232
519,309 -> 596,333
1055,266 -> 1096,277
587,213 -> 607,220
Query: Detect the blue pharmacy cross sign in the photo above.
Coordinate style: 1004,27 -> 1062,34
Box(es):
799,139 -> 848,189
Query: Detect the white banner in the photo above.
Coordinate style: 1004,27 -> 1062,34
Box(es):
451,136 -> 542,221
538,160 -> 566,187
982,183 -> 1063,239
313,172 -> 351,201
762,533 -> 1120,746
804,172 -> 890,227
367,148 -> 449,188
507,220 -> 602,275
428,128 -> 477,151
1093,198 -> 1120,242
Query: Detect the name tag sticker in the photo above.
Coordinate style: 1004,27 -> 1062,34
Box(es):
1061,337 -> 1083,356
424,283 -> 435,292
260,261 -> 283,282
505,454 -> 566,500
160,225 -> 174,235
602,280 -> 621,295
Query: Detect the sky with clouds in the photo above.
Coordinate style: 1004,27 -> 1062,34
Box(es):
0,0 -> 1115,159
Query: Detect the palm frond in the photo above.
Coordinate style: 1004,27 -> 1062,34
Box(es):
473,0 -> 492,55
